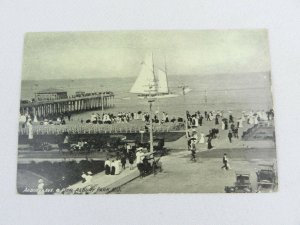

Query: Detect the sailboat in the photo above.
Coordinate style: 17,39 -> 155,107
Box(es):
130,53 -> 179,99
178,84 -> 192,95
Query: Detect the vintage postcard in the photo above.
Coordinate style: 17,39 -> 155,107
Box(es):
17,30 -> 277,194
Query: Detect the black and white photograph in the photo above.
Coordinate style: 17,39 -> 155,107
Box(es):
3,0 -> 300,224
17,30 -> 277,194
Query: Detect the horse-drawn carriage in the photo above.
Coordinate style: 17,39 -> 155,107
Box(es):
137,152 -> 163,177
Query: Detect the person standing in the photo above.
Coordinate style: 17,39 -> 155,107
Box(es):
121,153 -> 126,170
199,115 -> 203,126
228,131 -> 233,143
114,159 -> 121,175
37,179 -> 45,195
234,127 -> 239,138
207,137 -> 213,150
229,114 -> 234,123
199,133 -> 205,144
136,147 -> 144,167
104,158 -> 111,175
238,119 -> 243,128
190,139 -> 197,162
194,116 -> 199,127
63,134 -> 70,150
221,120 -> 225,130
28,121 -> 34,147
110,160 -> 116,175
165,113 -> 169,123
126,143 -> 131,154
128,149 -> 135,170
136,147 -> 145,177
224,120 -> 228,130
215,116 -> 219,125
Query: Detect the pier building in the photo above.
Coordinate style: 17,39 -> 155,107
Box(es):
35,88 -> 68,101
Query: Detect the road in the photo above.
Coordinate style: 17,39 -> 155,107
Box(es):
112,147 -> 277,194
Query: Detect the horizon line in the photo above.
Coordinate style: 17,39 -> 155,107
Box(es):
22,71 -> 270,81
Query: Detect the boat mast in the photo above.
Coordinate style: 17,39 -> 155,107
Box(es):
152,52 -> 156,94
148,52 -> 155,153
164,55 -> 170,94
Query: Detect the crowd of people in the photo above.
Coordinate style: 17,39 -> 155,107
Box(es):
104,141 -> 140,176
19,111 -> 72,127
85,110 -> 182,125
103,143 -> 161,177
186,109 -> 275,161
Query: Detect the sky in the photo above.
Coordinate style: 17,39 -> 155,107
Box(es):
22,30 -> 271,80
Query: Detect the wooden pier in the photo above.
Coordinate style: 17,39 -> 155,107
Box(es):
20,92 -> 114,118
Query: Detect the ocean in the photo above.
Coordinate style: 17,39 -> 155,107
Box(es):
20,72 -> 274,119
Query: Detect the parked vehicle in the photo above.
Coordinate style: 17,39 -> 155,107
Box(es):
225,172 -> 253,193
256,163 -> 277,192
137,152 -> 163,177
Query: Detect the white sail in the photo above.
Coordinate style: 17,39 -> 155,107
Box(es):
156,69 -> 169,94
183,87 -> 192,95
130,54 -> 157,94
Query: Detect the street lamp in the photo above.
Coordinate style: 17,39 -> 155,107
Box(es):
148,98 -> 155,153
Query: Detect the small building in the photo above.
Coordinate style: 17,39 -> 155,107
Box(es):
75,91 -> 85,97
35,88 -> 68,101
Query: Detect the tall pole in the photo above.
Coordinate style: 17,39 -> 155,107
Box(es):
182,86 -> 189,138
205,89 -> 207,106
149,99 -> 154,153
148,52 -> 155,153
101,92 -> 104,113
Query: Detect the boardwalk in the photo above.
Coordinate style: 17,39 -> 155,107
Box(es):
65,168 -> 140,194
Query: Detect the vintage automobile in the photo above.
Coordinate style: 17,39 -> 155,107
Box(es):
106,135 -> 127,152
256,163 -> 277,192
70,140 -> 91,154
225,172 -> 253,193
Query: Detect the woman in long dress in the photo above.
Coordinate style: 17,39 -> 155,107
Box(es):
128,150 -> 135,170
194,116 -> 199,127
254,116 -> 259,125
238,119 -> 243,128
215,116 -> 219,125
221,121 -> 225,130
207,137 -> 213,150
110,160 -> 116,175
114,159 -> 121,175
28,121 -> 34,146
104,158 -> 111,175
199,133 -> 205,144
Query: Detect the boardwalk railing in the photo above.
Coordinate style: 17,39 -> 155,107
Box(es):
19,122 -> 185,135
